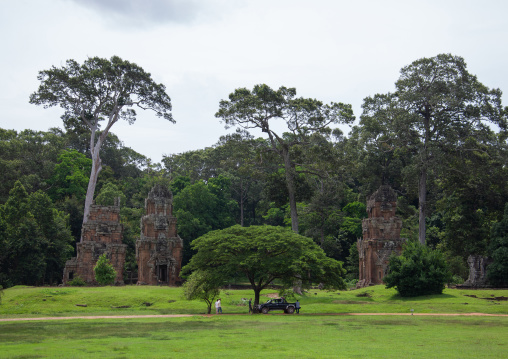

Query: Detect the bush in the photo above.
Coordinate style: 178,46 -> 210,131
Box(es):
449,275 -> 464,286
67,276 -> 87,287
345,278 -> 358,290
94,253 -> 117,286
487,204 -> 508,287
384,241 -> 451,297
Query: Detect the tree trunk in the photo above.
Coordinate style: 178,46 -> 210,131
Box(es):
418,167 -> 427,245
82,144 -> 102,234
320,212 -> 325,248
254,287 -> 261,308
282,149 -> 299,233
240,180 -> 244,227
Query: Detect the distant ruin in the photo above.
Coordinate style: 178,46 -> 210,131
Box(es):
460,255 -> 492,288
63,199 -> 126,285
357,185 -> 405,288
136,185 -> 183,285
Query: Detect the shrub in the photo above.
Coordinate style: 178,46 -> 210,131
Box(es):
487,204 -> 508,287
449,275 -> 464,286
345,278 -> 358,290
67,276 -> 87,287
94,253 -> 117,286
384,241 -> 451,297
182,270 -> 221,314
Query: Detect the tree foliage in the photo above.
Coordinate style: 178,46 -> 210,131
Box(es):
94,253 -> 117,286
95,182 -> 127,207
216,84 -> 354,232
487,204 -> 508,287
0,181 -> 73,287
359,54 -> 507,245
183,225 -> 346,306
0,128 -> 66,203
30,56 -> 174,231
173,176 -> 237,266
384,241 -> 451,297
48,149 -> 92,202
182,270 -> 222,314
0,53 -> 505,289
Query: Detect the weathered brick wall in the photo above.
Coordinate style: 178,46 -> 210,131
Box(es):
136,185 -> 183,286
361,217 -> 402,240
63,202 -> 126,285
357,186 -> 405,288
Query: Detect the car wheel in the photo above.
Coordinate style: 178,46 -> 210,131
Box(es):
261,307 -> 269,314
286,306 -> 295,314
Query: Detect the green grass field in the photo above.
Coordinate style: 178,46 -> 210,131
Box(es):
0,285 -> 507,358
1,285 -> 507,317
1,315 -> 506,358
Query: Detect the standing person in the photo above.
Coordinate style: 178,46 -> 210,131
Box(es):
215,299 -> 219,314
295,300 -> 300,314
248,298 -> 252,314
217,298 -> 222,314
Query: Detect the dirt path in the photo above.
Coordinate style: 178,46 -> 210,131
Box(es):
1,312 -> 506,322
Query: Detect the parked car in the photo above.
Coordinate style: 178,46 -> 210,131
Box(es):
257,298 -> 298,314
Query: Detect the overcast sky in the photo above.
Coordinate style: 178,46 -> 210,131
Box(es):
1,0 -> 507,163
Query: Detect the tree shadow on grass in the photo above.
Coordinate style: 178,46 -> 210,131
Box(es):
386,293 -> 456,301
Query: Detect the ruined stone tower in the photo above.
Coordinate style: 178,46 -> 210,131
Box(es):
63,199 -> 126,285
136,185 -> 183,285
357,185 -> 405,288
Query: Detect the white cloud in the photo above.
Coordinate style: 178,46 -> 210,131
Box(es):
1,0 -> 507,163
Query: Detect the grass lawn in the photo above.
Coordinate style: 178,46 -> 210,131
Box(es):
0,315 -> 506,358
0,285 -> 507,318
0,285 -> 506,358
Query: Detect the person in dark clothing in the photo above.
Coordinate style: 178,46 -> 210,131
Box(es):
248,298 -> 252,314
295,300 -> 300,314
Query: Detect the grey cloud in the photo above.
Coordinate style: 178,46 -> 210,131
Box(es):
67,0 -> 205,26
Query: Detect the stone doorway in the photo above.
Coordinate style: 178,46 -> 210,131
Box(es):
157,265 -> 168,284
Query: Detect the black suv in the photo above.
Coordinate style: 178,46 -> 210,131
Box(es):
257,298 -> 298,314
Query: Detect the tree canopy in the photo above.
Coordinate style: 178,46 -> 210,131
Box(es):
30,56 -> 174,234
487,204 -> 508,287
216,84 -> 354,232
182,225 -> 346,306
359,54 -> 507,245
1,52 -> 507,289
0,181 -> 73,287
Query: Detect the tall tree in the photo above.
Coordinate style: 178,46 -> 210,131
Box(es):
487,203 -> 508,287
0,128 -> 66,203
29,56 -> 173,236
182,225 -> 346,306
360,54 -> 507,244
216,84 -> 354,232
212,130 -> 267,227
436,135 -> 508,257
0,181 -> 73,286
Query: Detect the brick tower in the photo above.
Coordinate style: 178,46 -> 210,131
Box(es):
136,185 -> 183,285
357,185 -> 405,288
63,198 -> 126,285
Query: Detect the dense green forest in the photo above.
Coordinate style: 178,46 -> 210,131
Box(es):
1,54 -> 507,288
